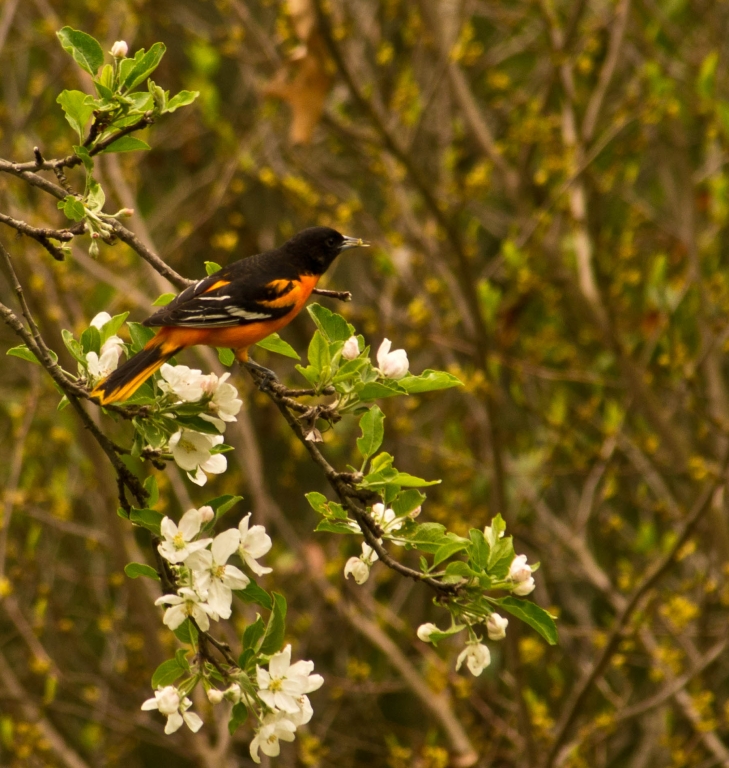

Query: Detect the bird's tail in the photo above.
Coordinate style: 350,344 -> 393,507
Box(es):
91,333 -> 182,405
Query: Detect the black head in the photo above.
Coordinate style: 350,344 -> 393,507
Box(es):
283,226 -> 369,275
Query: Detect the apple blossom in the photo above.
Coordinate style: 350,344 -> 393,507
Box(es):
341,335 -> 360,360
486,613 -> 509,640
376,338 -> 409,379
343,542 -> 378,585
456,641 -> 491,676
155,587 -> 216,631
158,508 -> 212,564
206,688 -> 224,704
199,372 -> 242,431
238,513 -> 273,576
169,430 -> 227,486
256,644 -> 323,715
199,505 -> 215,524
141,686 -> 203,734
509,554 -> 532,583
250,712 -> 297,763
186,528 -> 249,619
512,576 -> 536,596
89,311 -> 112,329
159,364 -> 206,402
86,335 -> 124,379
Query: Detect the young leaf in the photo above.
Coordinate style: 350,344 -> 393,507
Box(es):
432,537 -> 470,567
7,345 -> 41,365
205,261 -> 222,275
72,145 -> 94,172
151,658 -> 186,688
57,195 -> 86,222
57,27 -> 104,76
357,405 -> 385,462
399,370 -> 463,394
228,702 -> 249,735
207,494 -> 243,519
130,508 -> 164,535
152,292 -> 176,307
217,347 -> 235,367
102,136 -> 151,153
127,322 -> 156,352
164,90 -> 200,113
357,380 -> 407,401
174,619 -> 198,645
307,330 -> 330,372
392,489 -> 426,517
255,333 -> 300,360
236,582 -> 273,611
259,593 -> 287,655
122,42 -> 166,91
307,303 -> 353,342
80,326 -> 101,356
493,596 -> 558,646
242,615 -> 266,651
143,475 -> 159,507
124,562 -> 160,581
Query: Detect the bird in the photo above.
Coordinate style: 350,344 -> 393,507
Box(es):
90,226 -> 369,405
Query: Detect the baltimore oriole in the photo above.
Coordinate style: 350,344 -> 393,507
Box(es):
90,227 -> 368,405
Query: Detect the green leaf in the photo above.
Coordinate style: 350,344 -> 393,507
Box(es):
445,561 -> 478,579
127,322 -> 156,352
152,293 -> 176,307
402,522 -> 449,553
306,492 -> 329,515
392,489 -> 426,517
256,333 -> 300,360
433,537 -> 470,567
423,624 -> 466,647
122,42 -> 166,90
315,519 -> 360,535
57,27 -> 104,76
173,619 -> 198,645
260,593 -> 287,655
228,702 -> 249,735
61,330 -> 85,364
164,90 -> 200,113
73,144 -> 94,172
80,326 -> 101,356
236,582 -> 272,611
493,596 -> 558,646
57,194 -> 86,222
242,615 -> 265,652
130,507 -> 164,535
174,415 -> 222,435
57,395 -> 70,411
205,261 -> 222,275
357,380 -> 407,401
307,303 -> 353,342
102,136 -> 151,153
398,370 -> 463,394
102,312 -> 130,341
7,345 -> 41,365
357,405 -> 385,462
143,475 -> 159,507
206,494 -> 243,520
151,658 -> 186,688
124,562 -> 160,581
85,180 -> 105,213
175,648 -> 190,671
307,330 -> 329,373
468,529 -> 490,569
217,347 -> 235,366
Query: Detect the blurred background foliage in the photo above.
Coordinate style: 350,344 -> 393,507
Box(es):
1,0 -> 729,766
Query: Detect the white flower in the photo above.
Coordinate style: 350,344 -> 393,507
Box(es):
159,364 -> 206,402
157,508 -> 212,564
141,686 -> 203,734
456,641 -> 491,676
90,311 -> 112,329
86,335 -> 124,379
111,40 -> 128,58
199,505 -> 215,523
486,613 -> 508,641
342,336 -> 360,360
256,644 -> 324,715
238,513 -> 273,576
512,576 -> 535,596
250,712 -> 297,763
371,503 -> 403,536
155,587 -> 216,631
169,430 -> 227,486
207,688 -> 224,704
288,694 -> 313,726
376,338 -> 409,379
509,554 -> 532,583
416,622 -> 440,643
186,528 -> 249,619
343,543 -> 378,585
199,372 -> 243,431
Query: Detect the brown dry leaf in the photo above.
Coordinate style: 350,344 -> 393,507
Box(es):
264,0 -> 332,144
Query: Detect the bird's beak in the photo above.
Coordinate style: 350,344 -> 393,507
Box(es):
339,236 -> 370,252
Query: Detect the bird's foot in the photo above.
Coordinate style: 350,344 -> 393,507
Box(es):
243,359 -> 276,391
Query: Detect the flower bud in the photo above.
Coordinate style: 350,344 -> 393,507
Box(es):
486,613 -> 508,641
118,207 -> 134,217
342,335 -> 360,360
223,683 -> 242,703
416,622 -> 439,643
344,556 -> 370,585
198,505 -> 215,523
512,576 -> 535,596
509,554 -> 532,583
89,241 -> 100,259
111,41 -> 128,58
207,688 -> 224,704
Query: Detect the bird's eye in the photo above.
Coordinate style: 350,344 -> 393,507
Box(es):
326,237 -> 336,248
